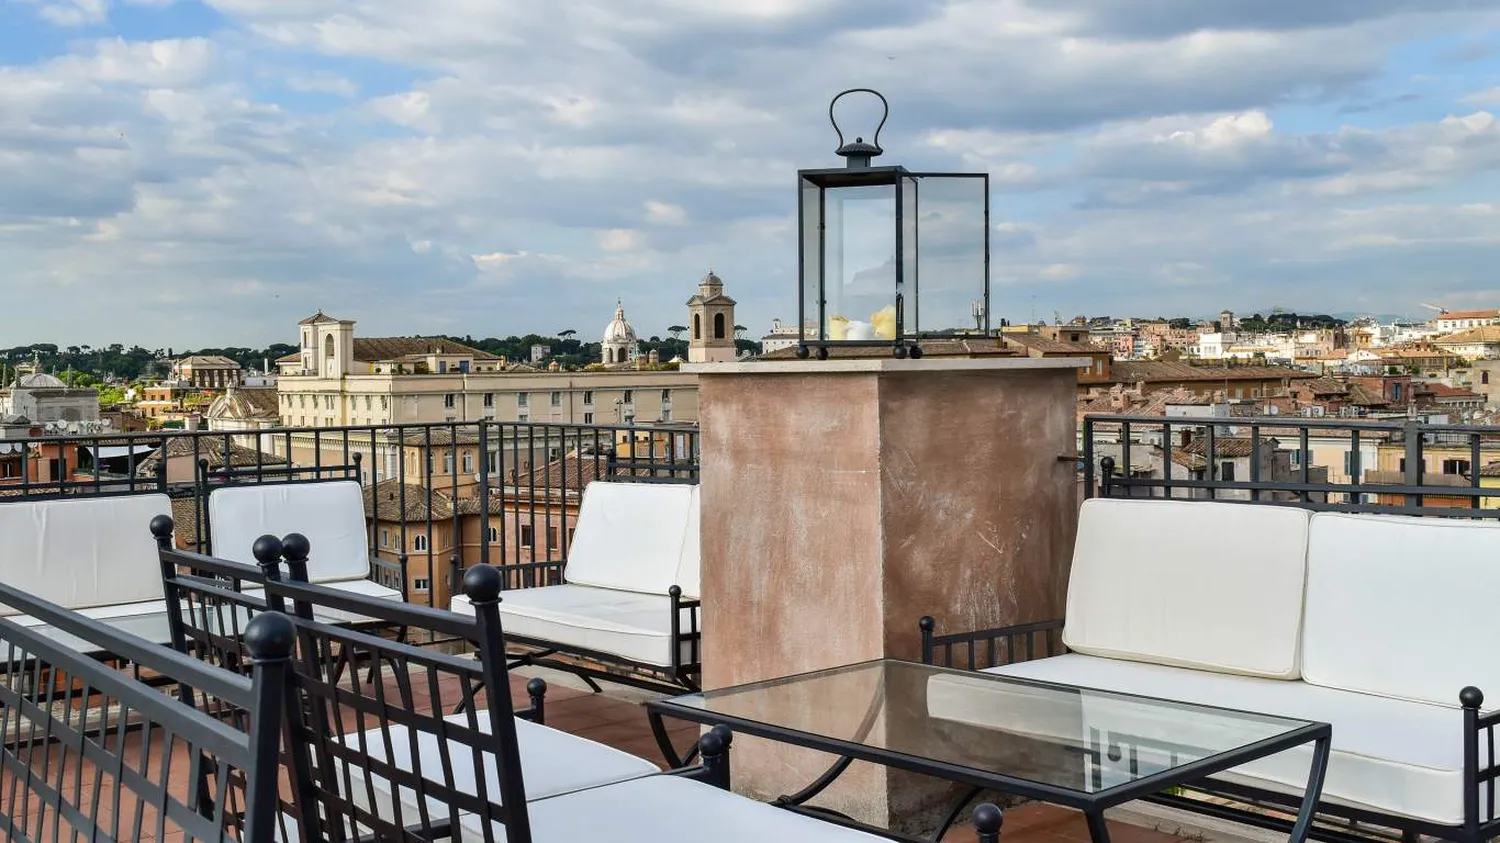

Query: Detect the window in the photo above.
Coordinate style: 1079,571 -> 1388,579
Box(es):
439,361 -> 448,373
381,396 -> 388,410
584,412 -> 594,424
412,578 -> 430,592
550,391 -> 562,406
583,391 -> 594,405
548,527 -> 559,551
661,389 -> 671,402
413,534 -> 428,552
661,407 -> 672,422
518,412 -> 529,423
714,312 -> 726,339
324,335 -> 335,357
487,451 -> 498,473
517,393 -> 529,408
1220,461 -> 1236,482
1398,458 -> 1407,473
1393,383 -> 1403,401
1485,372 -> 1492,386
444,393 -> 455,409
459,360 -> 470,373
325,395 -> 333,410
692,314 -> 701,340
380,529 -> 389,548
622,390 -> 633,403
364,395 -> 372,410
519,525 -> 534,548
463,452 -> 474,474
1289,450 -> 1301,468
442,452 -> 455,474
298,395 -> 305,408
487,526 -> 499,543
483,392 -> 494,407
1443,459 -> 1471,476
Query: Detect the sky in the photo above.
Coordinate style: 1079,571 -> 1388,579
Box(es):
6,0 -> 1500,348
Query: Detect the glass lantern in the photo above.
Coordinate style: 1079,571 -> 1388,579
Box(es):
796,90 -> 991,360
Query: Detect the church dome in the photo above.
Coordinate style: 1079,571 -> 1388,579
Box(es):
17,373 -> 65,389
603,301 -> 637,344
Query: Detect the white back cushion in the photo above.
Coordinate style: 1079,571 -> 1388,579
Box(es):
0,494 -> 171,613
1304,512 -> 1500,706
564,481 -> 694,596
675,485 -> 702,600
1063,498 -> 1311,679
207,482 -> 371,582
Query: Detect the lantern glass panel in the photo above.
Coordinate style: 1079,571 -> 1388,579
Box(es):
800,178 -> 822,342
910,174 -> 989,337
822,183 -> 897,341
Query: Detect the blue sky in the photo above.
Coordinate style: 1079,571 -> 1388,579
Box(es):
6,0 -> 1500,347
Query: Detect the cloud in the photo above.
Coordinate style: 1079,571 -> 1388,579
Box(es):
6,1 -> 1500,345
285,74 -> 359,98
597,228 -> 644,252
645,200 -> 687,225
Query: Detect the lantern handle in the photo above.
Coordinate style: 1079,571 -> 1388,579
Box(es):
829,88 -> 888,158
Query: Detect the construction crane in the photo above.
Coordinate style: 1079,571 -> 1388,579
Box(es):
1420,303 -> 1450,315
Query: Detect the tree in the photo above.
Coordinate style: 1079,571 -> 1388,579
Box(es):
734,324 -> 747,340
667,325 -> 687,341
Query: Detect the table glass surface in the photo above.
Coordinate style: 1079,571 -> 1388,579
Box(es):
661,659 -> 1314,795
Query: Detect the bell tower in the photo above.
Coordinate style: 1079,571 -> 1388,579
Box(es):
687,269 -> 737,363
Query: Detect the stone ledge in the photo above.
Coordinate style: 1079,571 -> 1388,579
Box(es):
684,357 -> 1090,375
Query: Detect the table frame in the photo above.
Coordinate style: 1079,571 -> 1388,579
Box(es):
648,660 -> 1332,843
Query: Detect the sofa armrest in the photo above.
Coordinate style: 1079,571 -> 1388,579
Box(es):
370,555 -> 408,600
669,585 -> 702,672
450,559 -> 568,594
919,616 -> 1067,670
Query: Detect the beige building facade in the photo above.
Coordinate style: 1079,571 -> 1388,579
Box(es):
275,312 -> 699,429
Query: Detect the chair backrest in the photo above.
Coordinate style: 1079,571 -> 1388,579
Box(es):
1063,498 -> 1312,680
564,481 -> 698,597
0,577 -> 294,843
207,481 -> 371,583
1303,511 -> 1500,706
160,526 -> 538,842
0,493 -> 171,614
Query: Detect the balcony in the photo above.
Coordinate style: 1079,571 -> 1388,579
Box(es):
3,408 -> 1497,843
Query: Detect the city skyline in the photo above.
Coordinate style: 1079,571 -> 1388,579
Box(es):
6,1 -> 1500,346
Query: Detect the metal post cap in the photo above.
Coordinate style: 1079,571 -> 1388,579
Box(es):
280,532 -> 311,561
463,563 -> 504,603
251,534 -> 284,566
149,514 -> 175,540
244,612 -> 296,662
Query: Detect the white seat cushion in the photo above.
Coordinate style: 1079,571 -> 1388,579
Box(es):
564,482 -> 695,597
965,654 -> 1483,825
477,774 -> 888,841
337,712 -> 659,823
1304,512 -> 1500,707
1063,498 -> 1311,679
247,578 -> 402,625
207,482 -> 371,582
0,494 -> 171,614
451,583 -> 691,667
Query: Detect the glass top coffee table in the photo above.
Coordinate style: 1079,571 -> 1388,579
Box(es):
647,659 -> 1330,843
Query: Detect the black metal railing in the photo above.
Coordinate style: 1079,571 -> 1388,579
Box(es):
1082,414 -> 1500,518
0,420 -> 699,608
